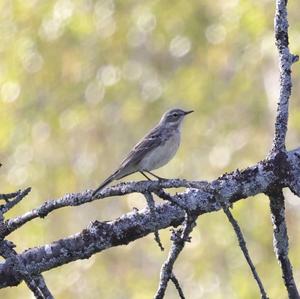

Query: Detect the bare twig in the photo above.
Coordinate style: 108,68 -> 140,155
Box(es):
271,0 -> 299,153
0,191 -> 20,201
223,207 -> 269,299
170,274 -> 185,299
144,192 -> 164,251
33,275 -> 54,299
268,189 -> 299,299
0,188 -> 31,214
154,213 -> 196,299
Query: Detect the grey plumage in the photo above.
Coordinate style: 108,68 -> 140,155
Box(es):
92,108 -> 193,196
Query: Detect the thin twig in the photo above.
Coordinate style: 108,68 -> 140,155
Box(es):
223,207 -> 269,299
0,191 -> 20,201
0,187 -> 31,214
170,273 -> 185,299
268,189 -> 299,299
144,192 -> 164,251
33,275 -> 54,299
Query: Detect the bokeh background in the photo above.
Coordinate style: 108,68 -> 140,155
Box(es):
1,0 -> 300,298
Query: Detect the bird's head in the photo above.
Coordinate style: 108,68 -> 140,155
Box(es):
159,108 -> 193,128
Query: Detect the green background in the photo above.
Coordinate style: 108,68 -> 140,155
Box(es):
1,0 -> 300,298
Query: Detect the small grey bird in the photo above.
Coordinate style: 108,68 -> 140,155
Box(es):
92,108 -> 193,196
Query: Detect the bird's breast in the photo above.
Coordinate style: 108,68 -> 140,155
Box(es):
141,131 -> 181,171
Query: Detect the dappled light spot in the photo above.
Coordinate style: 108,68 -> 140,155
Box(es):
7,165 -> 28,185
136,10 -> 157,33
1,81 -> 21,103
85,80 -> 105,104
205,24 -> 226,45
22,51 -> 44,73
141,79 -> 163,102
73,150 -> 98,176
31,121 -> 51,144
97,65 -> 121,86
54,0 -> 74,22
209,145 -> 232,169
122,60 -> 143,81
39,0 -> 74,41
39,17 -> 64,41
94,0 -> 116,38
59,109 -> 80,131
14,144 -> 33,165
169,35 -> 191,58
127,28 -> 147,48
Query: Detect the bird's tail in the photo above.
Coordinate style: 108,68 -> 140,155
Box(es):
92,172 -> 118,196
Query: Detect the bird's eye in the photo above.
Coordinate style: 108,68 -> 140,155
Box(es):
173,113 -> 178,117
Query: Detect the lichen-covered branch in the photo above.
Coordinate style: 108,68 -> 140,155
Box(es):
271,0 -> 299,153
0,189 -> 54,298
4,145 -> 300,240
154,214 -> 196,299
268,190 -> 299,299
1,148 -> 300,288
0,240 -> 53,299
266,2 -> 300,297
3,180 -> 208,237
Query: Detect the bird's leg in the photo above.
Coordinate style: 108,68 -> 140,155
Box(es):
145,171 -> 166,181
140,171 -> 152,181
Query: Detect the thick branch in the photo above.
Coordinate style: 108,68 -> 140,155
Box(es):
1,148 -> 300,287
271,0 -> 299,153
3,180 -> 208,237
0,240 -> 53,298
268,189 -> 299,299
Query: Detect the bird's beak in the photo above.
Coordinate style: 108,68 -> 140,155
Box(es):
184,110 -> 194,115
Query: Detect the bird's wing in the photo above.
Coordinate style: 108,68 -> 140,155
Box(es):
119,124 -> 165,170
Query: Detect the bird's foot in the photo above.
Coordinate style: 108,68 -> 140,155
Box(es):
146,171 -> 167,181
140,171 -> 152,181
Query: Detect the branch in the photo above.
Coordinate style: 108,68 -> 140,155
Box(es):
268,189 -> 299,299
271,0 -> 299,153
32,276 -> 54,299
169,274 -> 185,299
3,180 -> 208,237
0,191 -> 20,201
0,240 -> 53,298
154,213 -> 196,299
144,192 -> 164,251
0,188 -> 31,214
223,207 -> 269,299
1,148 -> 300,288
6,145 -> 300,239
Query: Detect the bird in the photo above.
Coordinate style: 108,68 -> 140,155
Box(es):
92,108 -> 193,196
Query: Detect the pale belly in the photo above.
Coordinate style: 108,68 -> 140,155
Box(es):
140,132 -> 180,171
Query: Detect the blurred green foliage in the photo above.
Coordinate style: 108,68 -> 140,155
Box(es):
1,0 -> 300,298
